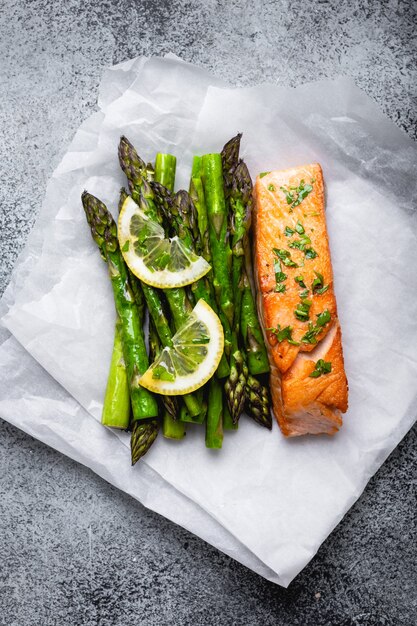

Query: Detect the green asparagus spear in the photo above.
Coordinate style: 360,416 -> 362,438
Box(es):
221,136 -> 271,425
155,153 -> 176,191
101,318 -> 130,429
105,187 -> 133,412
190,157 -> 210,262
222,140 -> 272,428
189,159 -> 230,379
241,270 -> 270,375
81,191 -> 159,421
224,136 -> 271,419
229,161 -> 252,320
224,159 -> 253,422
201,153 -> 243,435
100,188 -> 151,437
205,377 -> 224,449
201,154 -> 234,329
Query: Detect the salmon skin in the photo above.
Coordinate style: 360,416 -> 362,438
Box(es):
253,164 -> 348,436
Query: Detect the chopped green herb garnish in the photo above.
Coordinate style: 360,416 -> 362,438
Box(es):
305,247 -> 318,259
309,359 -> 332,378
273,255 -> 287,291
275,270 -> 287,283
273,248 -> 298,268
122,240 -> 130,252
275,271 -> 287,282
294,299 -> 312,321
259,171 -> 270,178
311,271 -> 323,291
301,325 -> 319,345
301,309 -> 331,344
295,220 -> 305,235
268,324 -> 300,345
300,289 -> 309,298
280,179 -> 314,209
316,309 -> 331,326
268,184 -> 276,192
294,275 -> 307,288
275,283 -> 286,294
273,257 -> 287,282
289,234 -> 312,251
284,226 -> 295,237
311,271 -> 329,295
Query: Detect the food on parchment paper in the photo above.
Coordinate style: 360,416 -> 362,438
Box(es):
253,164 -> 348,436
82,130 -> 349,465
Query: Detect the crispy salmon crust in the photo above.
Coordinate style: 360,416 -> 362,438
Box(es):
254,164 -> 348,436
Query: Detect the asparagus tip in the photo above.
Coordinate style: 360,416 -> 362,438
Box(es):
130,419 -> 159,466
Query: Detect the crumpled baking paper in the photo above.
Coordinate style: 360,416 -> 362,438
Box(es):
1,55 -> 417,587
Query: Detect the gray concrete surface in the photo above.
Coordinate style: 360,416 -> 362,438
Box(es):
1,0 -> 416,624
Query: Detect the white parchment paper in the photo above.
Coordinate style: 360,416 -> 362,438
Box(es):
1,55 -> 417,587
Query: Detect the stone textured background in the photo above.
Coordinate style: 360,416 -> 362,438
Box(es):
1,0 -> 416,624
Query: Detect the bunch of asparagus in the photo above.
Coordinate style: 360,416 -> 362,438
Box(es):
81,134 -> 271,465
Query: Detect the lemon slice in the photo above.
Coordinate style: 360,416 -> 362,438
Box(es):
139,299 -> 224,395
118,196 -> 211,288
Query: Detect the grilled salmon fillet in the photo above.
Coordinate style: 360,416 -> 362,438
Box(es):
253,163 -> 348,436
